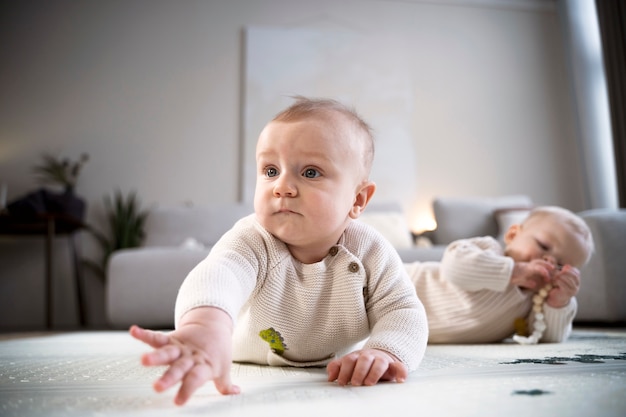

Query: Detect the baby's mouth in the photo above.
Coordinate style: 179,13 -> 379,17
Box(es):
276,208 -> 298,215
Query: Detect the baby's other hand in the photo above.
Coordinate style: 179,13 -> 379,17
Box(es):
327,348 -> 407,387
546,264 -> 580,309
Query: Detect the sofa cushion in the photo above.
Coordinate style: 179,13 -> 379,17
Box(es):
143,203 -> 254,247
432,195 -> 533,245
357,210 -> 413,249
494,207 -> 532,243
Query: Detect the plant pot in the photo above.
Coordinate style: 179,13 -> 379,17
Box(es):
49,188 -> 87,221
7,188 -> 86,221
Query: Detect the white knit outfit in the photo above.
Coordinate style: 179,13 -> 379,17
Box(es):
175,215 -> 428,370
407,236 -> 577,344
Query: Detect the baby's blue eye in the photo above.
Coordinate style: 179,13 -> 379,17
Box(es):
266,167 -> 278,177
303,168 -> 320,178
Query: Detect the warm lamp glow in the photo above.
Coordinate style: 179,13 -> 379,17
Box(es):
411,215 -> 437,234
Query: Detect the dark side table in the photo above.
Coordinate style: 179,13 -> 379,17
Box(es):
0,213 -> 87,329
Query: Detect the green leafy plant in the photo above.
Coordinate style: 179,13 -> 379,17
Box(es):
83,190 -> 149,280
33,153 -> 89,192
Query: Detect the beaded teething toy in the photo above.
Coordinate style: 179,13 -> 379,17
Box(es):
513,283 -> 553,345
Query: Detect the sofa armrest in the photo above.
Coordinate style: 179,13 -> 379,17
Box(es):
576,208 -> 626,322
106,247 -> 209,329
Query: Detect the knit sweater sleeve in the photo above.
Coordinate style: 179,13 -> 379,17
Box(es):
439,236 -> 513,292
174,215 -> 268,328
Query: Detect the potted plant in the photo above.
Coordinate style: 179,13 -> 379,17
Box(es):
33,153 -> 89,194
7,153 -> 90,220
83,189 -> 148,281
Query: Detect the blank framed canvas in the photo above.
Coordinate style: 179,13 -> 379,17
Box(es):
242,26 -> 418,206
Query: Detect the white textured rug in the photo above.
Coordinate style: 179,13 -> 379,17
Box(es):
1,329 -> 625,417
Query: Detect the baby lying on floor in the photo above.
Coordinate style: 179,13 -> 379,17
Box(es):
406,205 -> 594,344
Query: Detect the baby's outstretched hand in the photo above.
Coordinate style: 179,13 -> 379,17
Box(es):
546,264 -> 580,308
327,348 -> 407,387
129,307 -> 239,406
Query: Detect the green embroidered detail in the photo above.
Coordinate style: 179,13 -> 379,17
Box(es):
259,327 -> 288,355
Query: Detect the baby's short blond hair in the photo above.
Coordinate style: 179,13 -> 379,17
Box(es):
524,206 -> 595,266
272,96 -> 375,176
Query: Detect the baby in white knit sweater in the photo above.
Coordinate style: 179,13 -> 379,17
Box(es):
407,206 -> 594,344
130,97 -> 428,405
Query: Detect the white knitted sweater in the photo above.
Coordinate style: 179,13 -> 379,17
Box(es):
175,215 -> 428,370
407,236 -> 577,344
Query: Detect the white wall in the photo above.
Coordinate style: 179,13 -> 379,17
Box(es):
0,0 -> 587,329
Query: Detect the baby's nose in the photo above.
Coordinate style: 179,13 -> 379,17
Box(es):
273,174 -> 297,197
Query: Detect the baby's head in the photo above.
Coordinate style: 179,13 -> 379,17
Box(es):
504,206 -> 594,268
253,96 -> 376,263
271,96 -> 375,176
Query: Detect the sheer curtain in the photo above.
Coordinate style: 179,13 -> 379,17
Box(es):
558,0 -> 619,210
595,0 -> 626,208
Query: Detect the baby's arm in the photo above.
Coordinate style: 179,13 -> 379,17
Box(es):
538,297 -> 577,342
326,349 -> 408,386
440,237 -> 513,292
326,232 -> 427,386
130,306 -> 239,405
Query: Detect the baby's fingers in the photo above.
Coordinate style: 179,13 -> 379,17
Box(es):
130,325 -> 170,349
559,264 -> 579,275
174,364 -> 240,406
335,354 -> 358,386
141,344 -> 182,367
174,364 -> 209,405
154,355 -> 194,393
213,373 -> 240,396
326,360 -> 341,383
555,266 -> 580,288
384,362 -> 408,383
327,356 -> 356,385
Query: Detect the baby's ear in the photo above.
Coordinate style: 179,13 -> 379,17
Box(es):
349,181 -> 376,219
504,224 -> 521,244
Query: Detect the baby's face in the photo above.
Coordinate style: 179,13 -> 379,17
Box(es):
253,114 -> 367,263
504,216 -> 588,268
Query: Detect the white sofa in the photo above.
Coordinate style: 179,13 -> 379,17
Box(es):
105,196 -> 626,329
106,202 -> 253,329
576,208 -> 626,322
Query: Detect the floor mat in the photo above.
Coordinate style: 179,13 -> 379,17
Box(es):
1,329 -> 625,417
